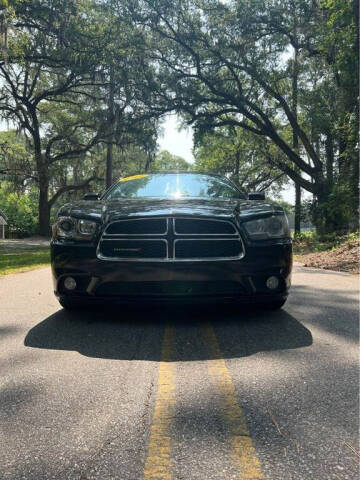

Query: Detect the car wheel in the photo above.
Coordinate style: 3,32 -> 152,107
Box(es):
59,297 -> 87,310
262,299 -> 287,310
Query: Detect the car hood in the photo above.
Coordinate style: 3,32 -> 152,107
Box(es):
59,198 -> 283,224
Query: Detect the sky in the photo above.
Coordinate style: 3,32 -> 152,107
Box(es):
158,115 -> 195,164
158,114 -> 298,204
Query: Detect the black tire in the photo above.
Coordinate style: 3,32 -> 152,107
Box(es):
262,298 -> 287,310
59,297 -> 87,310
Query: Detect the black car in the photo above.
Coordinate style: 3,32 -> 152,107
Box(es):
51,172 -> 292,310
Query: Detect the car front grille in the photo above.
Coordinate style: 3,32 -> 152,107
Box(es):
97,217 -> 244,261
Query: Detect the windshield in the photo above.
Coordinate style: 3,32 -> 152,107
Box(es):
104,173 -> 244,200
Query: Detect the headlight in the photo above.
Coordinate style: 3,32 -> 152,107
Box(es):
243,214 -> 290,240
53,217 -> 76,239
78,219 -> 97,235
53,217 -> 98,240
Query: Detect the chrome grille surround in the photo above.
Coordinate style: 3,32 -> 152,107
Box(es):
97,217 -> 245,262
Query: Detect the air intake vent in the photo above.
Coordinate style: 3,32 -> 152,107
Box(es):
175,218 -> 236,235
105,218 -> 167,235
175,239 -> 242,259
99,240 -> 167,259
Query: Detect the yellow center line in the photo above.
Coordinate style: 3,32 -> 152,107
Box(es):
203,323 -> 264,480
143,326 -> 175,480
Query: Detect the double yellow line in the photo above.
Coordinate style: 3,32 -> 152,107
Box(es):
143,327 -> 175,480
143,324 -> 263,480
204,324 -> 263,479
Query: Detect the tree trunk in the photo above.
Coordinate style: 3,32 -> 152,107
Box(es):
292,27 -> 301,235
106,142 -> 113,189
38,189 -> 50,237
145,151 -> 153,172
234,151 -> 240,185
33,125 -> 51,237
38,166 -> 50,236
294,182 -> 301,234
338,133 -> 349,180
325,132 -> 334,187
106,65 -> 115,189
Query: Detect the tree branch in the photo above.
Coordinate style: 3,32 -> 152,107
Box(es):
267,155 -> 316,193
49,176 -> 99,206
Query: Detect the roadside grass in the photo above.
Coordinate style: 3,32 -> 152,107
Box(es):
292,231 -> 360,258
0,248 -> 50,275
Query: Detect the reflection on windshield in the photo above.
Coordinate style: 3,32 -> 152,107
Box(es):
105,173 -> 244,200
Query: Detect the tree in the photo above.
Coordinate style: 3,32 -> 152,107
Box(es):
193,126 -> 286,196
0,1 -> 110,234
151,150 -> 190,171
0,130 -> 35,193
0,0 -> 162,235
127,0 -> 358,232
99,0 -> 162,187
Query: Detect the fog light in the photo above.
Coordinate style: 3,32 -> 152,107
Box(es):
266,276 -> 279,290
64,276 -> 77,291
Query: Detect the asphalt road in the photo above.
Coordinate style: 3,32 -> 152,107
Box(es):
0,265 -> 358,480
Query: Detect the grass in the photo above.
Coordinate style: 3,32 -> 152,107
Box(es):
0,249 -> 50,275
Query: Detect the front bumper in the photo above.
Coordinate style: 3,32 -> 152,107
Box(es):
51,240 -> 292,305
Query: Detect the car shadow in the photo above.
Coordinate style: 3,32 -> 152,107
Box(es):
24,303 -> 312,361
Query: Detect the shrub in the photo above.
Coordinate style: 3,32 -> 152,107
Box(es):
311,184 -> 354,235
0,185 -> 38,237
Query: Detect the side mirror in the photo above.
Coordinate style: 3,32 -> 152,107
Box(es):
83,193 -> 100,201
248,192 -> 265,200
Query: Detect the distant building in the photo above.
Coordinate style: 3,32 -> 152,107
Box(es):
0,209 -> 7,239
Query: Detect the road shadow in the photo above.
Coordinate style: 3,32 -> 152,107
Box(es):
24,303 -> 312,361
288,284 -> 359,341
